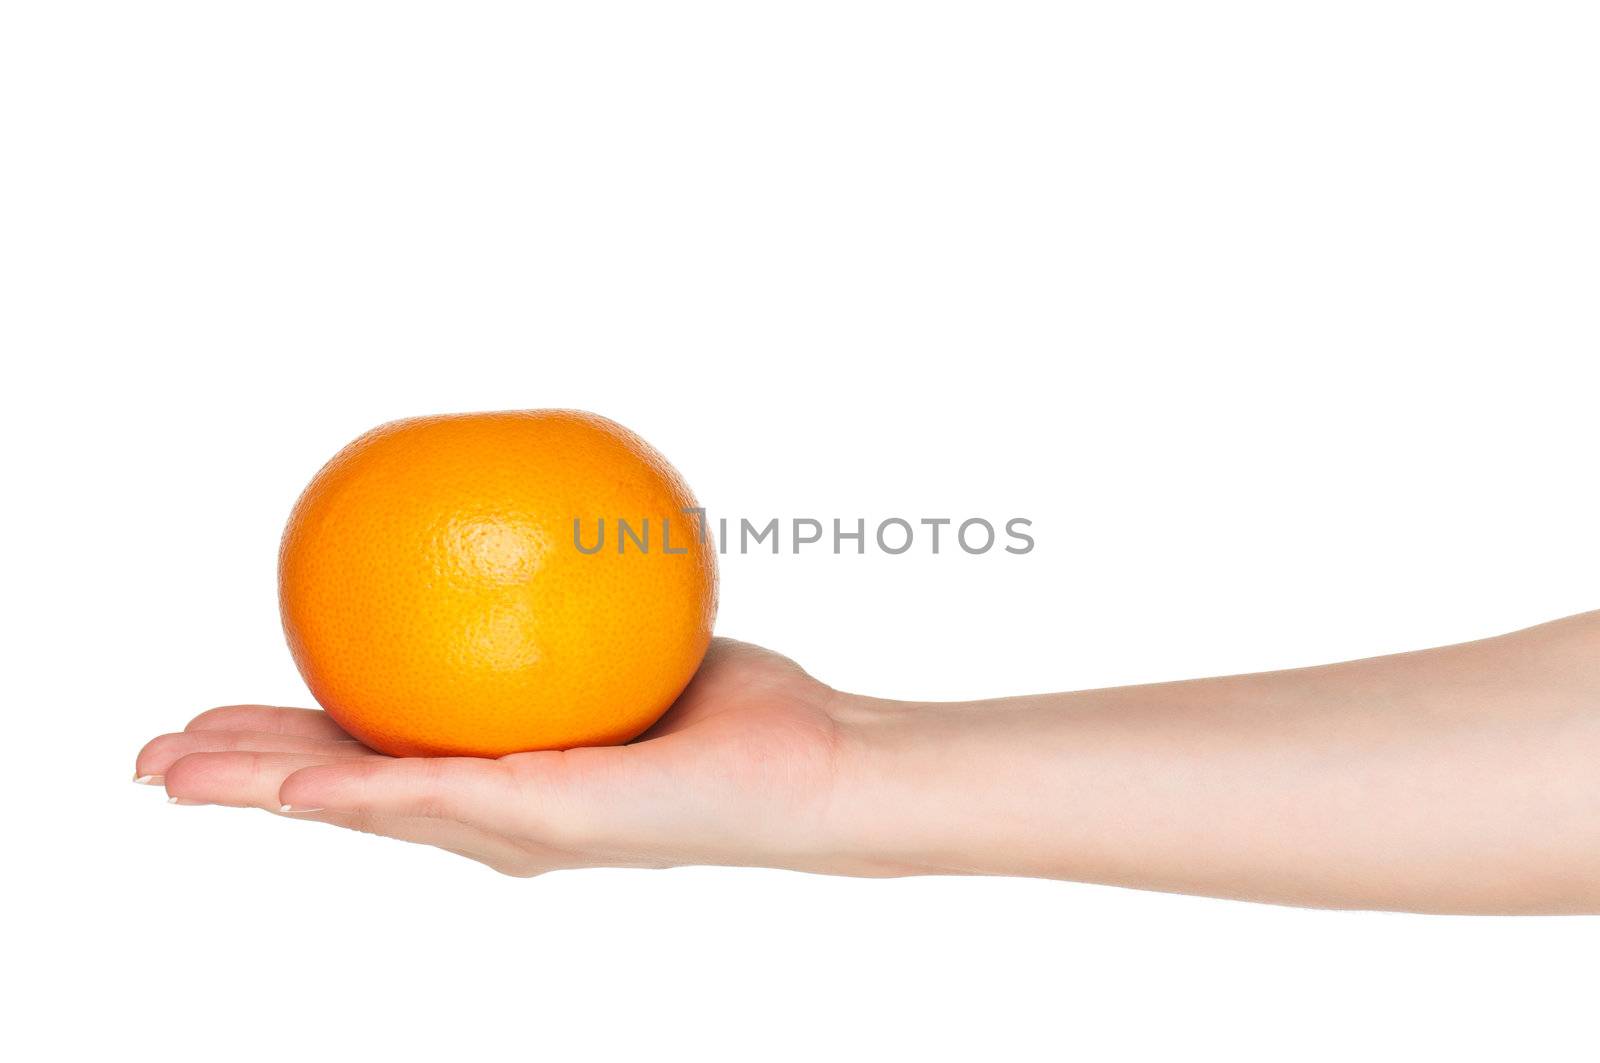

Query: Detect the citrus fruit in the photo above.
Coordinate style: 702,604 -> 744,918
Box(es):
278,410 -> 718,757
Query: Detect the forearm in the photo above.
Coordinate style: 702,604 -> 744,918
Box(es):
829,613 -> 1600,912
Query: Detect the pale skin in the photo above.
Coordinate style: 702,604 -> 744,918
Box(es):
136,610 -> 1600,913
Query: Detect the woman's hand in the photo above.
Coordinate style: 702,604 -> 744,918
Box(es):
135,639 -> 867,877
138,612 -> 1600,911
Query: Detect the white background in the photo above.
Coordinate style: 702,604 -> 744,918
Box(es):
4,2 -> 1597,1060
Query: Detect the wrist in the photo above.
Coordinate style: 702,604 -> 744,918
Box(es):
821,691 -> 978,877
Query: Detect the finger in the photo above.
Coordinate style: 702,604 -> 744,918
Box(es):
163,751 -> 546,875
138,730 -> 373,781
185,705 -> 351,740
165,750 -> 354,809
278,756 -> 544,835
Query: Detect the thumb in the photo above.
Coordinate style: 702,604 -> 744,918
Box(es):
277,754 -> 554,835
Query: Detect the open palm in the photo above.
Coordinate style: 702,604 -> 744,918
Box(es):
137,640 -> 853,876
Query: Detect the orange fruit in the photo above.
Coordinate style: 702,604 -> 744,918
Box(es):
278,410 -> 717,757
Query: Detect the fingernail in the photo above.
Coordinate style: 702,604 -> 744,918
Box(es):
168,796 -> 207,806
134,774 -> 164,785
279,804 -> 325,814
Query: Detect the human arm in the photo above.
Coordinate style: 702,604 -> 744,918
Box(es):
136,611 -> 1600,913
